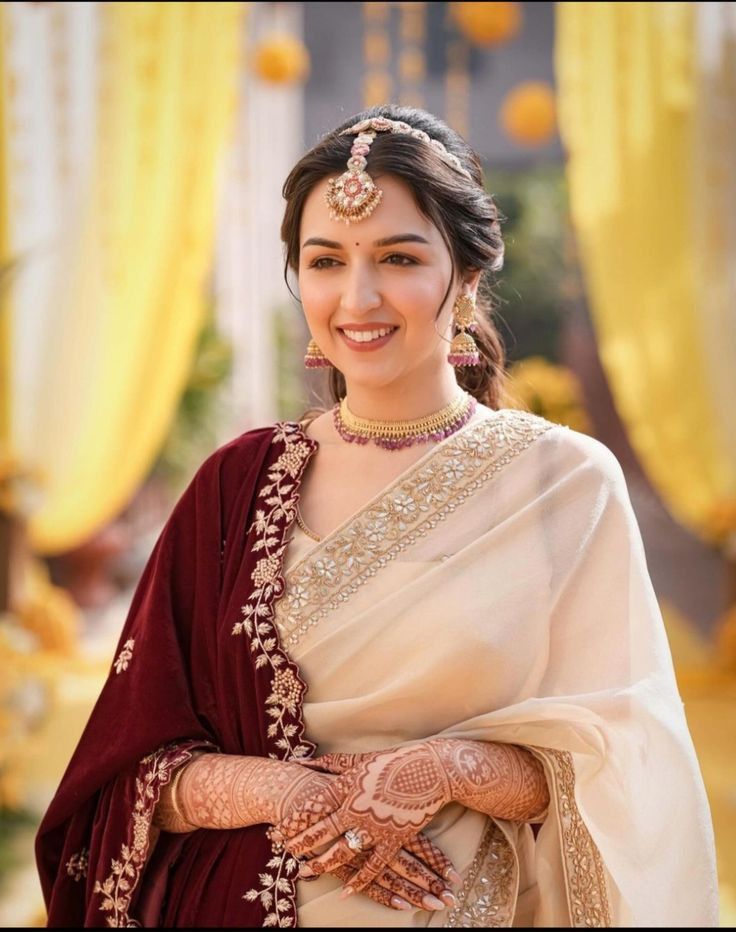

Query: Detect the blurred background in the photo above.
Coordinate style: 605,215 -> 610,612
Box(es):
1,1 -> 735,925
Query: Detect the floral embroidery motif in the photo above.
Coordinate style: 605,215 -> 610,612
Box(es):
232,422 -> 318,765
113,639 -> 135,674
243,850 -> 300,928
528,746 -> 612,927
92,743 -> 199,927
230,421 -> 322,925
274,410 -> 554,649
66,847 -> 89,881
445,820 -> 518,927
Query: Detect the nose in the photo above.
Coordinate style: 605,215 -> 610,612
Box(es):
339,261 -> 382,317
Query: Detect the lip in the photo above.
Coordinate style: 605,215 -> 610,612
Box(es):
338,326 -> 398,352
337,323 -> 398,331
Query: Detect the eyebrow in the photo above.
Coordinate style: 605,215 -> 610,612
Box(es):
301,234 -> 431,249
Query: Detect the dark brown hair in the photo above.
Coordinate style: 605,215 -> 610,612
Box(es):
281,103 -> 506,412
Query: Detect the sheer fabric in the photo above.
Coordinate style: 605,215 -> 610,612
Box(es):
275,413 -> 718,927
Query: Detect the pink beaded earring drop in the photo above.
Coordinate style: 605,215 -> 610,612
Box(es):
304,338 -> 332,369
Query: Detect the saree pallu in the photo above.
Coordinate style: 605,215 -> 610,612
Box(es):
35,411 -> 719,927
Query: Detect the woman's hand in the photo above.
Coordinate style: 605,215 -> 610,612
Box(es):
282,743 -> 455,895
273,765 -> 460,912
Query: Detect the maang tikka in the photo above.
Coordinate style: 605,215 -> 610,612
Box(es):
325,117 -> 472,225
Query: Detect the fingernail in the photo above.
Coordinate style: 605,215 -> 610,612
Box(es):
447,868 -> 463,886
339,885 -> 354,900
440,890 -> 457,907
422,894 -> 446,911
298,865 -> 316,878
391,896 -> 413,911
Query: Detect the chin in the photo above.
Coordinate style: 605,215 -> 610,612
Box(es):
342,368 -> 411,392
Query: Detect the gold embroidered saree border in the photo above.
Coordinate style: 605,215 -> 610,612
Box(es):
527,746 -> 613,927
276,410 -> 555,650
444,819 -> 519,928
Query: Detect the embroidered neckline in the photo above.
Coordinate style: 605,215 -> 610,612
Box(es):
275,409 -> 556,650
288,408 -> 497,558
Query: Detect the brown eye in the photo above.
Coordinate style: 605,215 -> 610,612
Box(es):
384,254 -> 417,266
309,257 -> 341,269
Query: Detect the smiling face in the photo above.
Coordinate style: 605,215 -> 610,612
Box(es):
298,173 -> 474,395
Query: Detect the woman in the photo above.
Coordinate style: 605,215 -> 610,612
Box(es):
35,104 -> 719,927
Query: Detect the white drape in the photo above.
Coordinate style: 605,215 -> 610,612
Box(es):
275,410 -> 718,927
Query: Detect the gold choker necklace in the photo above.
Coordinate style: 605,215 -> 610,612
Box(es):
332,391 -> 477,450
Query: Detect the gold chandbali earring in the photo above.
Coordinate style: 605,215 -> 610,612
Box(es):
447,294 -> 481,367
304,338 -> 332,369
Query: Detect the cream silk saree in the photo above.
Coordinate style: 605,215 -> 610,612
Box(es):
272,409 -> 718,927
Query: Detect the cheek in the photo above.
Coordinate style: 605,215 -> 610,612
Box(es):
394,276 -> 450,324
298,275 -> 335,324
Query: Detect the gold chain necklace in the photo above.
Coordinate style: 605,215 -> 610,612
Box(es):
332,390 -> 476,450
295,505 -> 321,542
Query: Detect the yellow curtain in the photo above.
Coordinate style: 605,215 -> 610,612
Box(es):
555,2 -> 735,537
0,2 -> 9,455
25,2 -> 243,555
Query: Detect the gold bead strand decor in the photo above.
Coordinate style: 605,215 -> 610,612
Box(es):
362,2 -> 393,107
397,1 -> 426,109
445,8 -> 470,141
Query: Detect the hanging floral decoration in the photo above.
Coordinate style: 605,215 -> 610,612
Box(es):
499,80 -> 557,147
451,2 -> 522,47
254,34 -> 310,85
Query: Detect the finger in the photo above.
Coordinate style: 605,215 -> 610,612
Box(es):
390,848 -> 454,900
403,833 -> 462,886
308,752 -> 366,774
275,783 -> 343,844
299,835 -> 363,878
285,811 -> 346,859
340,847 -> 395,893
332,864 -> 412,912
303,826 -> 374,877
372,866 -> 453,912
296,759 -> 333,772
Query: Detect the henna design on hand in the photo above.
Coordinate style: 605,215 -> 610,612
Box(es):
285,745 -> 455,892
274,761 -> 458,909
427,739 -> 550,822
314,739 -> 550,824
152,754 -> 325,832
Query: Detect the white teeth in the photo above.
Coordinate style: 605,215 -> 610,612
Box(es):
342,327 -> 395,343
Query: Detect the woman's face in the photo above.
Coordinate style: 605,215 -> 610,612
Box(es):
297,173 -> 467,392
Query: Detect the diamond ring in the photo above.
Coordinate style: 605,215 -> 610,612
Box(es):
344,828 -> 363,852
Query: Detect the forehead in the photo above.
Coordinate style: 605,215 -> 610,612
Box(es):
300,173 -> 439,240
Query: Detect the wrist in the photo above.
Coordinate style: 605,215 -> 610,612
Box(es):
423,738 -> 456,805
234,758 -> 312,826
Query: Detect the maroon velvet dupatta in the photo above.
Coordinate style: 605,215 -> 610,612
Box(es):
36,421 -> 320,927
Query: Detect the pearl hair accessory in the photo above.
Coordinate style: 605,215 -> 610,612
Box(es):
325,117 -> 473,225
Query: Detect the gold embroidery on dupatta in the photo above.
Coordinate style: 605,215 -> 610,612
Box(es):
243,850 -> 300,925
113,639 -> 134,674
275,410 -> 554,650
92,744 -> 197,927
444,820 -> 518,927
231,422 -> 318,764
529,747 -> 612,927
231,421 -> 319,927
66,847 -> 89,881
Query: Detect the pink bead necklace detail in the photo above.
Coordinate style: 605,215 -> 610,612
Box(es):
332,391 -> 476,450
